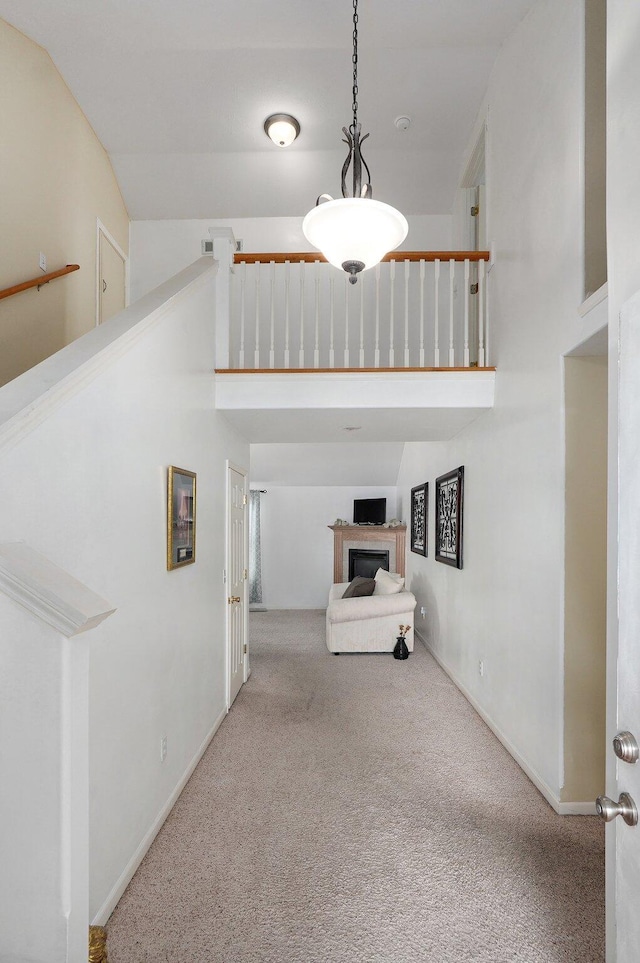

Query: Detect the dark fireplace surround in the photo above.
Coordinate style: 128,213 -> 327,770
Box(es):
348,548 -> 390,580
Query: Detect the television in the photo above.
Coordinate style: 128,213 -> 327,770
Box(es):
353,498 -> 386,525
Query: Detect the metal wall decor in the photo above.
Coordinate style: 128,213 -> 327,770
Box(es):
435,467 -> 464,568
410,483 -> 428,556
167,466 -> 196,570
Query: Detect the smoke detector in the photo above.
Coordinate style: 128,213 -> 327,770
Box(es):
395,116 -> 412,131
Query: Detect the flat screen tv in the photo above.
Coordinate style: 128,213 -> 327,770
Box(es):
353,498 -> 386,525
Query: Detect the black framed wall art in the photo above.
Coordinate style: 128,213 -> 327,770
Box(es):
410,483 -> 428,556
435,467 -> 464,568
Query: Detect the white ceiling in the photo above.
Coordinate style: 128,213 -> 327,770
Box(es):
1,0 -> 535,219
3,1 -> 529,483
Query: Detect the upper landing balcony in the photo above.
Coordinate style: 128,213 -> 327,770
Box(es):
211,236 -> 495,443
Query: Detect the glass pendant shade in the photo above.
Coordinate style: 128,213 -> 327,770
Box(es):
302,197 -> 408,274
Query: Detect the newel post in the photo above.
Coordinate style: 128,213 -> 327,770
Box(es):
0,543 -> 116,963
209,227 -> 237,369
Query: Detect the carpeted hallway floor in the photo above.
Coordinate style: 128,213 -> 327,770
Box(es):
106,610 -> 604,962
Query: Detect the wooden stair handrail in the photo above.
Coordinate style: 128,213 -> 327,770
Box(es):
234,251 -> 490,265
0,264 -> 80,302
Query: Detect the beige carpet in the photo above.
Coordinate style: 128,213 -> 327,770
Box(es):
106,610 -> 604,962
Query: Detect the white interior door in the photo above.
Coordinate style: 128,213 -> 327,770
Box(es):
97,225 -> 126,325
611,289 -> 640,961
227,464 -> 247,708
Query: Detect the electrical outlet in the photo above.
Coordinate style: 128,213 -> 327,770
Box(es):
420,606 -> 426,619
478,660 -> 484,677
39,252 -> 47,273
160,736 -> 167,762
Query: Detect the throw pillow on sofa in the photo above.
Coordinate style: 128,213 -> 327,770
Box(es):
342,576 -> 376,598
373,568 -> 405,595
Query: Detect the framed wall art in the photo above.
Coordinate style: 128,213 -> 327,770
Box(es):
167,466 -> 196,570
435,466 -> 464,569
410,483 -> 428,556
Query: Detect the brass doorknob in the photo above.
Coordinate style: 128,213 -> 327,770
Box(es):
595,793 -> 638,826
227,596 -> 241,604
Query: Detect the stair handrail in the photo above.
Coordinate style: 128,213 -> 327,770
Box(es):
0,264 -> 80,302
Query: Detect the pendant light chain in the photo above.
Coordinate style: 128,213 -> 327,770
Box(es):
302,0 -> 407,284
351,0 -> 359,134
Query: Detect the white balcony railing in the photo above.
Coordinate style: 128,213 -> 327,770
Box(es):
225,252 -> 490,371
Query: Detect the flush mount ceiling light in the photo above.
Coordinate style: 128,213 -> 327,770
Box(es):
302,0 -> 408,284
264,113 -> 300,148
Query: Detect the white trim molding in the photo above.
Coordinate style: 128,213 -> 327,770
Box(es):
0,542 -> 115,637
415,629 -> 596,816
91,708 -> 227,926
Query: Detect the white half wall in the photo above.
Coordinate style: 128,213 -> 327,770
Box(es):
0,260 -> 249,954
253,486 -> 399,609
129,214 -> 452,302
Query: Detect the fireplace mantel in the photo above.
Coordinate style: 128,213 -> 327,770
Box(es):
329,525 -> 407,583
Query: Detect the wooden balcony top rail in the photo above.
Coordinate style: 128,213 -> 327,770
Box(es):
234,250 -> 490,265
215,366 -> 497,374
0,264 -> 80,302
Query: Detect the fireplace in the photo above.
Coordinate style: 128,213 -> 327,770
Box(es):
329,524 -> 406,583
349,549 -> 389,580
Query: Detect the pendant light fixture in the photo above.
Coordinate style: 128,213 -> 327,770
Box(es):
302,0 -> 408,283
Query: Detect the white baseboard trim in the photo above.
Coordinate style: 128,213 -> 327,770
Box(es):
91,707 -> 227,925
415,629 -> 595,817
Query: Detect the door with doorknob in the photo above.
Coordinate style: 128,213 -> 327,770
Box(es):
227,464 -> 247,708
601,291 -> 640,962
98,228 -> 126,325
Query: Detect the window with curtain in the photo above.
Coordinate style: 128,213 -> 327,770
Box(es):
249,490 -> 263,607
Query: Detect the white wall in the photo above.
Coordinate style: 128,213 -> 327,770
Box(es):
129,214 -> 452,302
0,19 -> 129,387
253,486 -> 399,609
397,0 -> 595,808
0,261 -> 248,956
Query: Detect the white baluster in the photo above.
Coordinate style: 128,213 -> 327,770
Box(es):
404,259 -> 410,367
284,260 -> 290,369
254,261 -> 260,369
419,259 -> 425,368
464,259 -> 470,368
269,260 -> 275,369
359,272 -> 365,367
344,275 -> 350,368
434,258 -> 440,367
239,260 -> 246,369
374,263 -> 381,369
478,258 -> 486,367
329,275 -> 335,369
299,260 -> 305,368
448,258 -> 455,367
389,259 -> 395,367
314,261 -> 320,368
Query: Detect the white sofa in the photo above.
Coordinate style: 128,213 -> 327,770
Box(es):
326,582 -> 417,653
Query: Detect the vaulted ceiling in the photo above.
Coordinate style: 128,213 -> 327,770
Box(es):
0,0 -> 535,220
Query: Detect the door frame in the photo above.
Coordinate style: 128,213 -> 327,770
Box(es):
225,460 -> 249,710
95,219 -> 129,326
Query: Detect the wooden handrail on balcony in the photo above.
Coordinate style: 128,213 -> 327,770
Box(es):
234,251 -> 490,265
0,264 -> 80,302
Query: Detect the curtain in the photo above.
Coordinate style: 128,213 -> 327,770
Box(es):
249,490 -> 263,605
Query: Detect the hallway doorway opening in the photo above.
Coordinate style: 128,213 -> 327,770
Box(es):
562,347 -> 608,807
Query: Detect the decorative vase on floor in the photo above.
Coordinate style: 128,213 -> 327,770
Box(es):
393,636 -> 409,660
